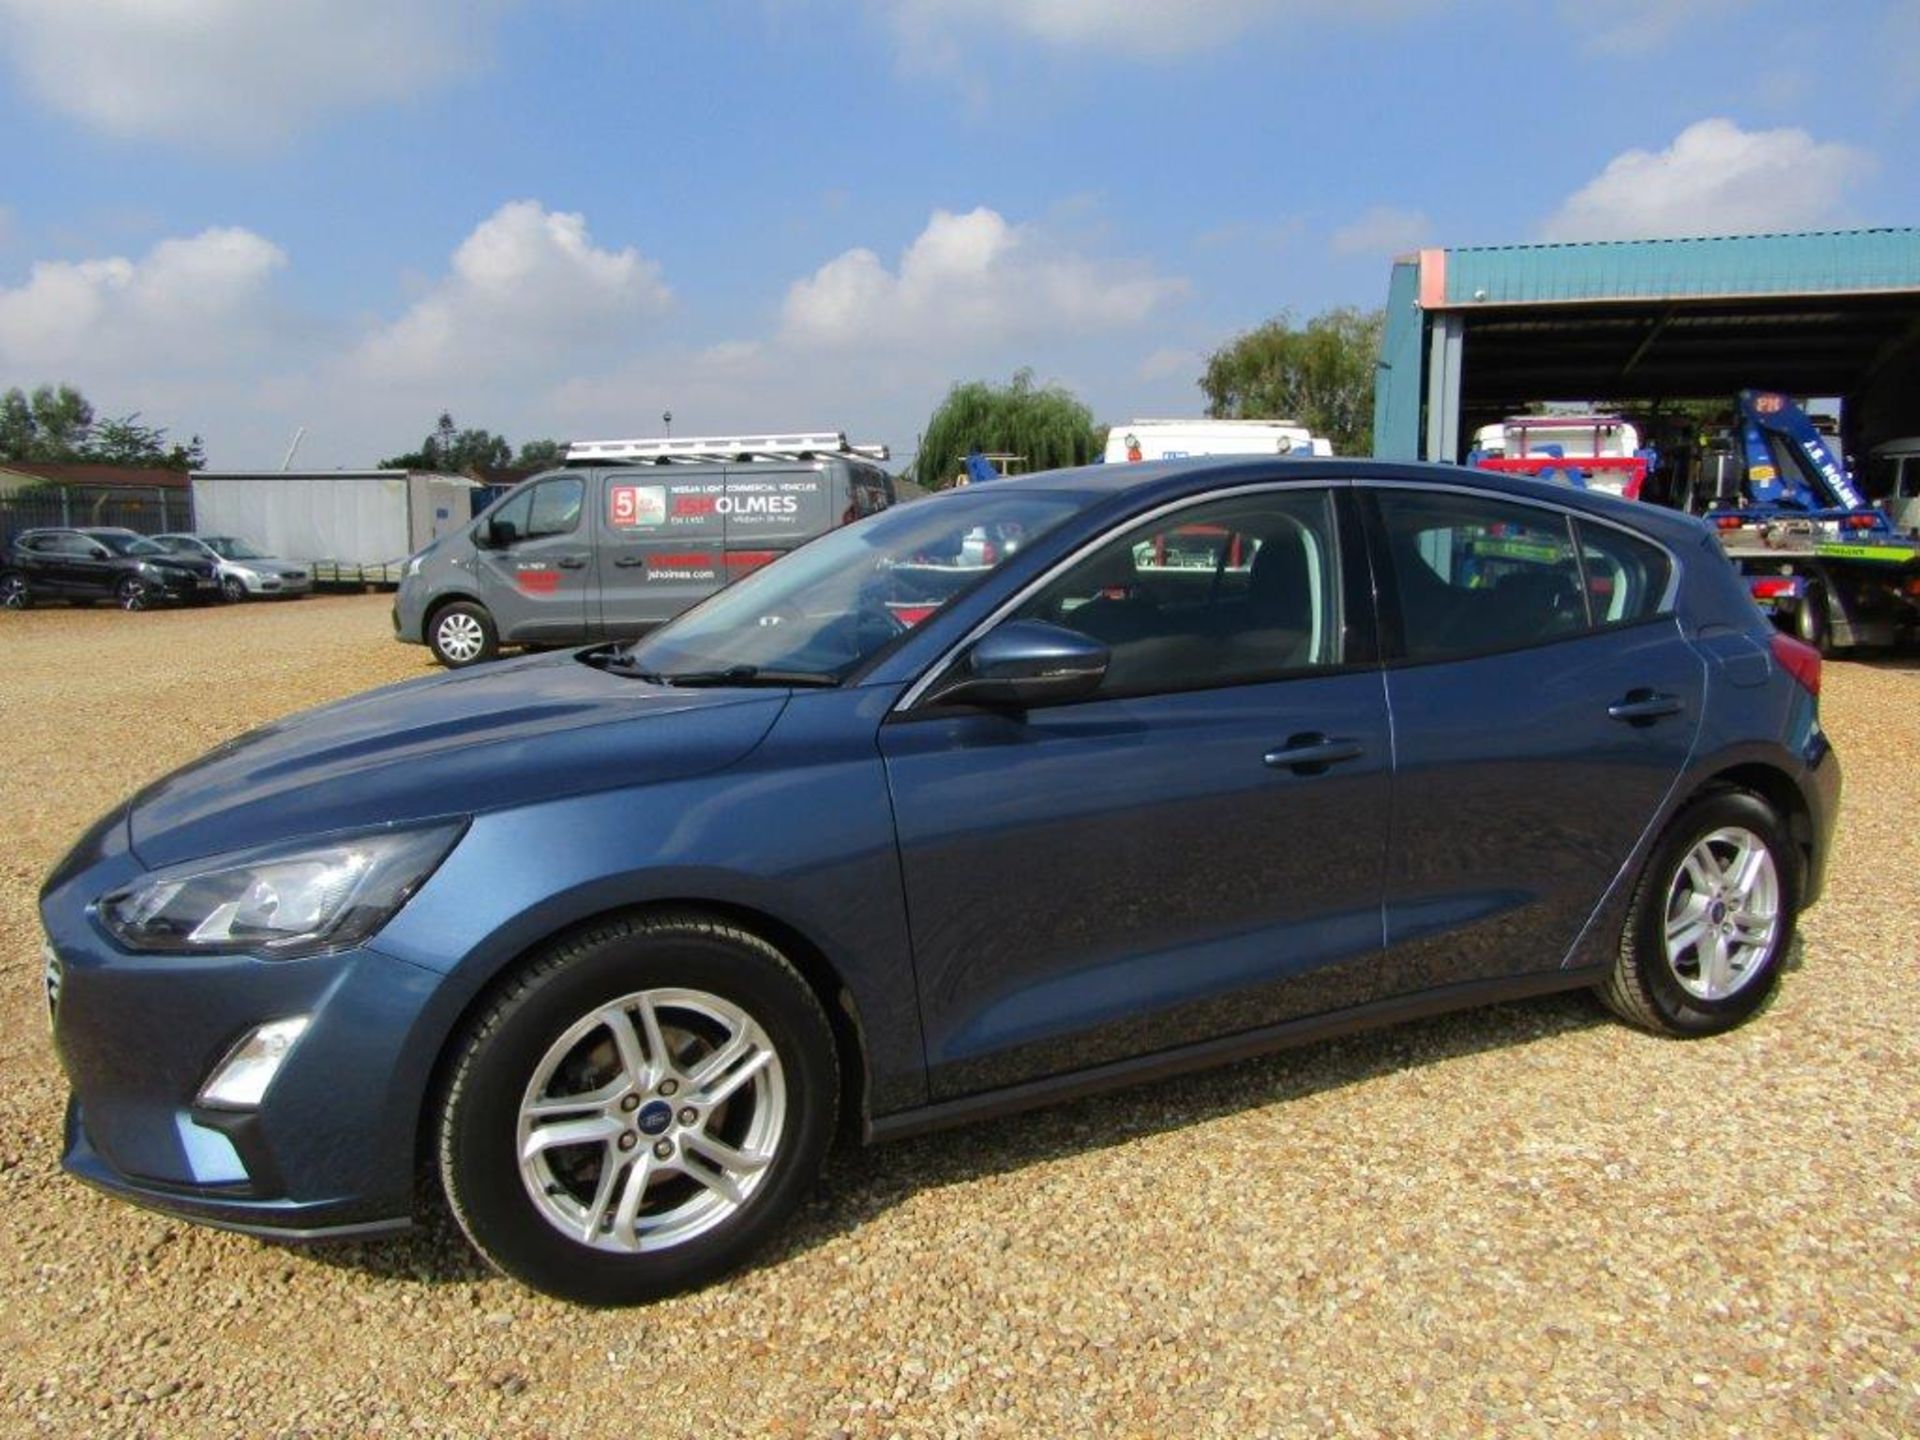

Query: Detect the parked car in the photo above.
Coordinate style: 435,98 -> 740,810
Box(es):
394,440 -> 895,668
42,459 -> 1838,1305
1,527 -> 219,611
152,533 -> 313,602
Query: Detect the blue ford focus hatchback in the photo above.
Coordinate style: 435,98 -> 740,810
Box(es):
42,459 -> 1839,1304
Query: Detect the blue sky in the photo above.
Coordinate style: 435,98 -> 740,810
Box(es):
0,0 -> 1914,469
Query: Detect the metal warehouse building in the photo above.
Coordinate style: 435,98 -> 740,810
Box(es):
1373,227 -> 1920,464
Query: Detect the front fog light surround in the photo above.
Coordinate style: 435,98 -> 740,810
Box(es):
198,1017 -> 310,1109
99,821 -> 464,959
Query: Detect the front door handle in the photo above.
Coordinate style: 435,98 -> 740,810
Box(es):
1263,734 -> 1364,774
613,556 -> 646,569
1607,691 -> 1683,725
555,556 -> 588,570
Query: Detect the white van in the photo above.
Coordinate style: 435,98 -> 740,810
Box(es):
1105,418 -> 1331,464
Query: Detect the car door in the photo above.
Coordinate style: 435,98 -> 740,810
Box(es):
881,484 -> 1392,1101
469,474 -> 592,644
65,534 -> 123,598
596,470 -> 727,634
15,534 -> 70,595
1361,483 -> 1702,993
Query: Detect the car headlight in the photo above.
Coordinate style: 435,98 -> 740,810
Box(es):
99,822 -> 465,958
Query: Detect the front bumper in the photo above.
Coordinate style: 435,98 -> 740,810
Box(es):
235,569 -> 313,597
41,816 -> 446,1240
151,571 -> 220,602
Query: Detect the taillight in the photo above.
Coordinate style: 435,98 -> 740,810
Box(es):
1846,514 -> 1878,530
980,542 -> 999,564
1770,631 -> 1821,697
1906,577 -> 1920,598
1715,516 -> 1745,530
1749,577 -> 1797,599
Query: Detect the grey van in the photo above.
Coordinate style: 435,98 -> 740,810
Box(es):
394,441 -> 894,666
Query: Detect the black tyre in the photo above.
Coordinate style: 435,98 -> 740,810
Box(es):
1601,790 -> 1798,1037
1795,584 -> 1833,657
427,600 -> 498,667
116,576 -> 150,612
438,914 -> 838,1306
0,572 -> 29,610
221,575 -> 249,603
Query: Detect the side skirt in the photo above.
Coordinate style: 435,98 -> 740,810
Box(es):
865,966 -> 1606,1145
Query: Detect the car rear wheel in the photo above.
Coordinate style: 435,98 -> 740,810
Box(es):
438,914 -> 838,1306
427,601 -> 497,667
1601,790 -> 1797,1037
116,576 -> 150,612
0,573 -> 29,609
221,575 -> 249,603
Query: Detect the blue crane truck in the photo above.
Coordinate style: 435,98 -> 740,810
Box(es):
1694,390 -> 1920,655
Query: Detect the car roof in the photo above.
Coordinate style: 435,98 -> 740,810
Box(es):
956,456 -> 1712,548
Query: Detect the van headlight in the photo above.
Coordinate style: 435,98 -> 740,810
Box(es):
99,822 -> 465,958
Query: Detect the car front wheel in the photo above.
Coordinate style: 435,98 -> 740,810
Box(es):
427,601 -> 498,667
1602,790 -> 1798,1037
221,575 -> 249,603
116,576 -> 150,612
0,573 -> 29,609
438,915 -> 838,1305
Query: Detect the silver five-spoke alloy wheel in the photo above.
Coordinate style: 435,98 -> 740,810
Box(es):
517,988 -> 786,1254
1663,825 -> 1779,1001
435,611 -> 486,664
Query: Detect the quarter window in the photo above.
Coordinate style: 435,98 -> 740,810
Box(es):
1014,489 -> 1342,697
1375,491 -> 1586,661
1576,521 -> 1671,626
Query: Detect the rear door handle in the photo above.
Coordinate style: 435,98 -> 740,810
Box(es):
1607,691 -> 1683,724
1263,735 -> 1365,774
613,556 -> 646,569
555,556 -> 588,570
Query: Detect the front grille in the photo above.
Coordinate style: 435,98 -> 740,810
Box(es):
41,939 -> 62,1027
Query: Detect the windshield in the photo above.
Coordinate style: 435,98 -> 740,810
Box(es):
624,487 -> 1096,682
205,536 -> 268,560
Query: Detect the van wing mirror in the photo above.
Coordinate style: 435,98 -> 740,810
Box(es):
926,620 -> 1109,709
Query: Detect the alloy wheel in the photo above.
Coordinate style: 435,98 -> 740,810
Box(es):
117,578 -> 149,612
516,987 -> 785,1254
1662,825 -> 1780,1001
0,576 -> 27,609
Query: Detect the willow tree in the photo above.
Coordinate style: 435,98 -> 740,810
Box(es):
912,369 -> 1101,488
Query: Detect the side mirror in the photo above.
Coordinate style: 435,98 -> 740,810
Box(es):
928,620 -> 1109,709
486,518 -> 519,549
90,546 -> 112,560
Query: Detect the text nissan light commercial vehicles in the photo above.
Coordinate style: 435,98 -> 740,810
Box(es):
43,456 -> 1838,1305
393,431 -> 895,666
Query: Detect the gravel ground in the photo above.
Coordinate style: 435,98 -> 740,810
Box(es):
1,595 -> 1916,1438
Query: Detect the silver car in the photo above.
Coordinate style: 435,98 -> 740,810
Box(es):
153,534 -> 313,602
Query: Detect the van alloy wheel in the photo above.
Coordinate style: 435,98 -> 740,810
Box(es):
435,611 -> 486,663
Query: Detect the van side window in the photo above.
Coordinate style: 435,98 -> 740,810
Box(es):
527,477 -> 584,538
488,488 -> 533,544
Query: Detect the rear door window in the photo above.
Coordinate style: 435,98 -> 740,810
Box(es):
1373,491 -> 1587,661
1575,521 -> 1671,626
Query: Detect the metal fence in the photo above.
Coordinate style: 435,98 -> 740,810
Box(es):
0,488 -> 192,547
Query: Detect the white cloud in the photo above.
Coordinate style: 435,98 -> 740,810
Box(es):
1137,346 -> 1202,382
0,0 -> 508,147
351,201 -> 672,385
0,227 -> 288,374
878,0 -> 1417,59
1558,0 -> 1752,54
1540,119 -> 1875,242
781,206 -> 1186,351
1330,205 -> 1431,258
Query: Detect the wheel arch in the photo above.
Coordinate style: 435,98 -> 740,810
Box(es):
1690,760 -> 1814,881
413,896 -> 874,1181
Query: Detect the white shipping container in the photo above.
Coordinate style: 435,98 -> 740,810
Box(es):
190,471 -> 478,576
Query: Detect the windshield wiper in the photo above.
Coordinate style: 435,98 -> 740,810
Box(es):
580,650 -> 833,688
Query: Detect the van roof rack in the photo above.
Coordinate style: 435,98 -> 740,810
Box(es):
565,431 -> 890,465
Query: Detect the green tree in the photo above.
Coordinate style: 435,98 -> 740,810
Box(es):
380,412 -> 513,474
86,413 -> 206,469
1200,307 -> 1385,455
912,368 -> 1100,488
513,437 -> 566,468
0,383 -> 97,461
